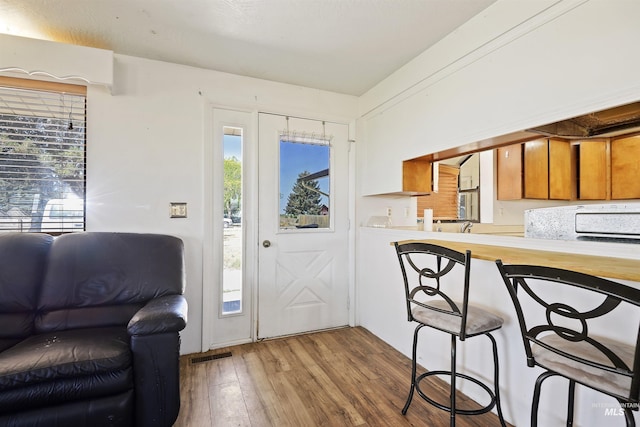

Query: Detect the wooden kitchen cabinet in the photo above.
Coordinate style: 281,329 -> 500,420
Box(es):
548,139 -> 572,200
498,138 -> 571,200
402,157 -> 432,194
497,143 -> 523,200
524,139 -> 548,199
524,138 -> 572,200
611,134 -> 640,199
578,140 -> 609,200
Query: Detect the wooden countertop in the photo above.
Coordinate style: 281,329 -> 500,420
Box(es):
395,239 -> 640,282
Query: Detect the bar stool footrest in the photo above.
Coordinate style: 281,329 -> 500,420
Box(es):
415,370 -> 497,416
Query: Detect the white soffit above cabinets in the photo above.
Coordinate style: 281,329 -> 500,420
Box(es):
0,0 -> 496,96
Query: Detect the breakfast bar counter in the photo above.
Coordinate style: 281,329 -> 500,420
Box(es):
395,238 -> 640,282
358,226 -> 640,427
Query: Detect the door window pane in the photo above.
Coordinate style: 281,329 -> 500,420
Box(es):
279,135 -> 330,230
222,127 -> 242,315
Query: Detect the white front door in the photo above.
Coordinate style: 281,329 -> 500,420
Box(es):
257,113 -> 350,339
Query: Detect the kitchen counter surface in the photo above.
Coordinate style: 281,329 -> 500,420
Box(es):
364,226 -> 640,282
392,223 -> 525,236
395,238 -> 640,282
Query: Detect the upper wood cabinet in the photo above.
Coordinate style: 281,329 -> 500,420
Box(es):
611,134 -> 640,199
523,139 -> 549,199
496,143 -> 523,200
548,139 -> 572,200
577,140 -> 609,200
498,136 -> 640,201
498,138 -> 571,200
402,158 -> 432,194
523,138 -> 572,200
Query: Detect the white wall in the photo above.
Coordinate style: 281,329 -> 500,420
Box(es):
84,55 -> 357,354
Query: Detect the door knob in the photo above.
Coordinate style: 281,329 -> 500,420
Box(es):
262,240 -> 271,248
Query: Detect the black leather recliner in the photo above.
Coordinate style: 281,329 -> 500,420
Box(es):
0,232 -> 188,427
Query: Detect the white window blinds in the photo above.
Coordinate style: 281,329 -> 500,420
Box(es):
0,83 -> 86,233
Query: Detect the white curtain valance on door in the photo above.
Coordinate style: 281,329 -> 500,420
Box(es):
280,117 -> 332,146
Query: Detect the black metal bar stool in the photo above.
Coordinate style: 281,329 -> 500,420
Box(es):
395,241 -> 507,427
496,260 -> 640,426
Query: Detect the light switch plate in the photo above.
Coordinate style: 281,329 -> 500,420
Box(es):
170,202 -> 187,218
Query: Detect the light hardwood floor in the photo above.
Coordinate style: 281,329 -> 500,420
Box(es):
175,327 -> 510,427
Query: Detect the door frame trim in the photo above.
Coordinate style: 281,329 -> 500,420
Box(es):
202,104 -> 259,352
203,105 -> 355,351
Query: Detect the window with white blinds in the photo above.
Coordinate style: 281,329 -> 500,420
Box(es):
0,80 -> 86,233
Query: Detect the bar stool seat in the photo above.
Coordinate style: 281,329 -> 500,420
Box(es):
412,300 -> 504,337
395,242 -> 507,427
533,333 -> 635,401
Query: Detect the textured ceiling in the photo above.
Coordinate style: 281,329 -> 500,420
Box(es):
0,0 -> 496,95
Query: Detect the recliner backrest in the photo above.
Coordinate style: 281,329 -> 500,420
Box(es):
0,233 -> 53,350
36,232 -> 185,333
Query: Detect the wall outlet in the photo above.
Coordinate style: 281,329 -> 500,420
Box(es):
386,207 -> 392,217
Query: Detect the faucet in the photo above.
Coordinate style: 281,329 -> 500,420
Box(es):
460,221 -> 473,233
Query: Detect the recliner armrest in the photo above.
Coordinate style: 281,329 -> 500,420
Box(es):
127,295 -> 188,336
